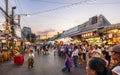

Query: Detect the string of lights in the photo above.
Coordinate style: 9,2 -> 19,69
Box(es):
0,0 -> 6,21
31,0 -> 74,4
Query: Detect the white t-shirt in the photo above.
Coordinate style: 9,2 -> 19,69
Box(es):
72,49 -> 79,57
29,53 -> 35,58
112,66 -> 120,75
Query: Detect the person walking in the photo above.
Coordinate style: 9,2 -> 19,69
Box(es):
61,54 -> 72,72
28,50 -> 35,69
72,46 -> 79,67
65,54 -> 72,72
110,44 -> 120,75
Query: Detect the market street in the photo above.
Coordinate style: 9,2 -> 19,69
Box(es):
0,50 -> 86,75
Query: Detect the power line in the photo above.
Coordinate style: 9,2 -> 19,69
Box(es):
0,7 -> 6,19
30,0 -> 120,15
0,6 -> 11,19
0,0 -> 5,20
86,2 -> 120,5
30,0 -> 94,15
0,0 -> 6,21
14,0 -> 30,39
8,0 -> 13,8
14,0 -> 29,27
31,0 -> 74,4
0,11 -> 5,20
17,0 -> 30,27
17,0 -> 25,13
0,0 -> 5,8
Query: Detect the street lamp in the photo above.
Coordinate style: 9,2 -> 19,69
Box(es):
15,14 -> 30,26
14,14 -> 30,46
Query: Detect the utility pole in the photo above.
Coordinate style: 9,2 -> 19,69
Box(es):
5,0 -> 9,50
11,6 -> 16,36
0,6 -> 10,18
18,15 -> 21,26
11,7 -> 16,25
10,6 -> 16,56
5,0 -> 9,35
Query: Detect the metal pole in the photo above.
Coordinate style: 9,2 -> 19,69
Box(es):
18,15 -> 21,26
6,0 -> 8,24
11,6 -> 16,36
12,7 -> 16,25
5,0 -> 9,50
0,6 -> 10,19
5,0 -> 9,34
11,7 -> 16,56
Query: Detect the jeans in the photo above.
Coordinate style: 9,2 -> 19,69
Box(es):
73,56 -> 78,67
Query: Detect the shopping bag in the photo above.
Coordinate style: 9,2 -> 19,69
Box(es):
61,66 -> 67,72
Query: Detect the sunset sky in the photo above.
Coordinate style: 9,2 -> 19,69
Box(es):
0,0 -> 120,38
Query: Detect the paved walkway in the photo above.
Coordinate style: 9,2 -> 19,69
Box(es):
0,50 -> 86,75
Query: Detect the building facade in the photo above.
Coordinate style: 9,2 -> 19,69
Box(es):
58,15 -> 112,45
21,27 -> 31,40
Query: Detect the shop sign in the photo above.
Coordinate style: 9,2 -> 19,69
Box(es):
81,32 -> 93,38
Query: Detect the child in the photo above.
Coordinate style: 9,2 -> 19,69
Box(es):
62,54 -> 72,72
28,50 -> 34,69
65,54 -> 72,72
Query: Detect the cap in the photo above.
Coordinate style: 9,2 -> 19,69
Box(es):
111,44 -> 120,53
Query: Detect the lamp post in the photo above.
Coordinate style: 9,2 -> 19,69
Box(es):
4,0 -> 9,35
18,15 -> 21,26
11,6 -> 16,37
15,14 -> 30,27
4,0 -> 9,52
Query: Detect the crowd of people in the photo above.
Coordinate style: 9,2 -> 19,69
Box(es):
51,43 -> 120,75
1,42 -> 120,75
27,43 -> 120,75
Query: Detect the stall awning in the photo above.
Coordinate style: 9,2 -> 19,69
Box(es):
99,23 -> 120,32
